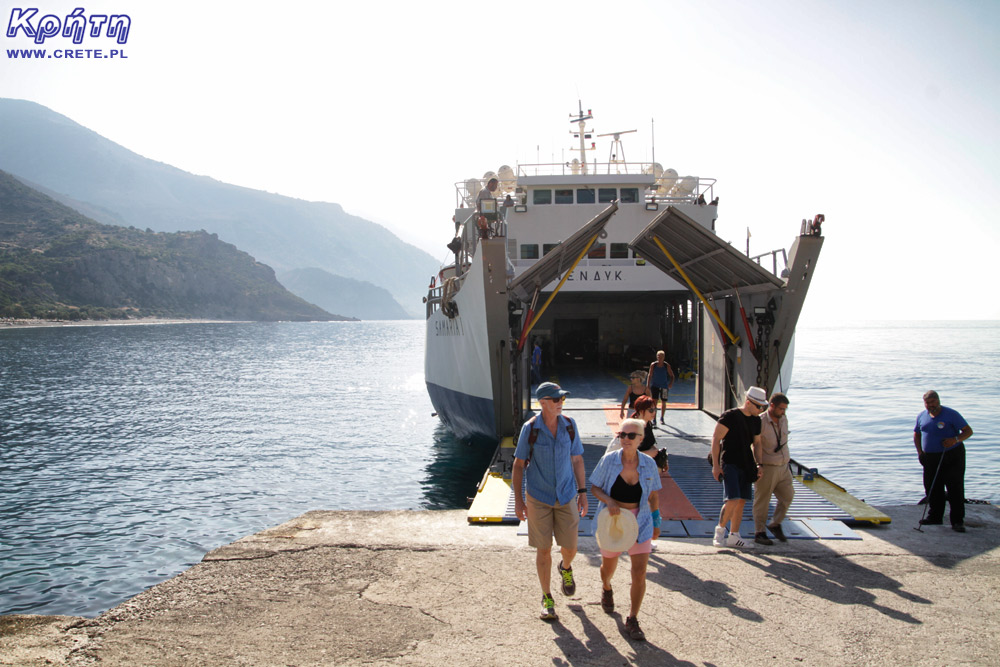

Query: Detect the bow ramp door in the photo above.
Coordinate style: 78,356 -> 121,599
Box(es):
628,206 -> 784,298
509,202 -> 619,302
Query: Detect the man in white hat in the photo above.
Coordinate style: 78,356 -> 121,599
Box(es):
710,386 -> 767,549
512,382 -> 588,621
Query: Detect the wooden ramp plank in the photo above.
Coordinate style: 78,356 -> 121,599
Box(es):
795,473 -> 893,525
467,474 -> 512,523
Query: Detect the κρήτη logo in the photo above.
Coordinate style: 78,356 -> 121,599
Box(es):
6,7 -> 130,45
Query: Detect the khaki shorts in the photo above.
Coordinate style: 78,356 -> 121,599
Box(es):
526,493 -> 579,550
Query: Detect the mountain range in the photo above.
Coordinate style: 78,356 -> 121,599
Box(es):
0,170 -> 342,322
0,98 -> 439,319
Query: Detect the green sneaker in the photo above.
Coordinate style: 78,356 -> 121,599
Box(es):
539,593 -> 557,621
558,561 -> 576,596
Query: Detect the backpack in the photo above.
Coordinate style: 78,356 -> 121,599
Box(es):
525,415 -> 576,466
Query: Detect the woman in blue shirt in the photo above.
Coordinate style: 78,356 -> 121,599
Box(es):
589,418 -> 662,641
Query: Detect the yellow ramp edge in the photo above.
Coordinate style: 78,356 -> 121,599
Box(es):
468,473 -> 512,523
796,473 -> 892,525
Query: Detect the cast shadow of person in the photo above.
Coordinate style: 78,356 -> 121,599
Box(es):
730,550 -> 929,624
644,554 -> 764,622
547,603 -> 699,667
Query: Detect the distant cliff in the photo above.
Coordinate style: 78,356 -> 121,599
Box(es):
0,170 -> 349,322
0,98 -> 438,318
278,268 -> 410,320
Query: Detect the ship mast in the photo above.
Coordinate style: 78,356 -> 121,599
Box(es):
569,101 -> 593,175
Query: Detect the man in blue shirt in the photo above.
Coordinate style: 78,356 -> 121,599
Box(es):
512,382 -> 588,621
914,390 -> 973,532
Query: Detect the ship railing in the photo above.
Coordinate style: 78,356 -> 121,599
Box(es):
749,248 -> 789,278
515,161 -> 658,177
510,257 -> 642,269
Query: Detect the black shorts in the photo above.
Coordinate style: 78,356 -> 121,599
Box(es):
651,386 -> 668,401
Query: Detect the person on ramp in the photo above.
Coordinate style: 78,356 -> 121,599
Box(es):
646,351 -> 675,426
711,386 -> 767,549
753,392 -> 793,545
512,382 -> 589,620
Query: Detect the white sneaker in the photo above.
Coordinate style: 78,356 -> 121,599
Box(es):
713,525 -> 726,547
725,532 -> 753,548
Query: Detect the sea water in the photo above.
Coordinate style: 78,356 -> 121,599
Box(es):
0,320 -> 996,617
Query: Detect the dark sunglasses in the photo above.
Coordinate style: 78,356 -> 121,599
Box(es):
543,396 -> 566,403
618,431 -> 642,440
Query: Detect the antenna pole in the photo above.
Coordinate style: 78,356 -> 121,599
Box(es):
651,118 -> 655,167
570,100 -> 594,175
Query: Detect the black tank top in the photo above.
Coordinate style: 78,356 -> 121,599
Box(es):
609,474 -> 642,503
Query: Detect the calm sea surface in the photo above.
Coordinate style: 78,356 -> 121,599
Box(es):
1,319 -> 996,617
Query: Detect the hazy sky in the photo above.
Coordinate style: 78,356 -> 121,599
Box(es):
2,0 -> 997,322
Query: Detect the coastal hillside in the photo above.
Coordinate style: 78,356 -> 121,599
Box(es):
0,98 -> 439,318
0,170 -> 346,322
277,268 -> 410,321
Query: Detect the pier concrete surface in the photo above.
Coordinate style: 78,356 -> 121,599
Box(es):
3,504 -> 999,666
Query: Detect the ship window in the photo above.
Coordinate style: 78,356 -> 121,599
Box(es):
554,189 -> 573,204
533,189 -> 552,205
598,188 -> 617,203
620,188 -> 639,203
610,243 -> 629,259
543,243 -> 558,256
520,244 -> 539,260
587,243 -> 606,259
576,188 -> 595,204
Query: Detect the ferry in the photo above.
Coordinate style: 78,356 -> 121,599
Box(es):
424,105 -> 894,533
424,104 -> 823,443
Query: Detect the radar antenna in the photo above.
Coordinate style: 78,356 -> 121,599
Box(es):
597,129 -> 637,174
569,101 -> 594,175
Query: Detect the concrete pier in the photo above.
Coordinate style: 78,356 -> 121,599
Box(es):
3,504 -> 999,666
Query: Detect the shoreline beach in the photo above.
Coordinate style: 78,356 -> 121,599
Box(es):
0,318 -> 246,329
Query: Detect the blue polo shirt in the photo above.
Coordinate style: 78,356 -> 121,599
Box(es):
914,406 -> 968,453
514,415 -> 582,506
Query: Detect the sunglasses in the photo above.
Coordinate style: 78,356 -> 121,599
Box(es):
752,401 -> 768,410
542,396 -> 566,403
617,431 -> 642,440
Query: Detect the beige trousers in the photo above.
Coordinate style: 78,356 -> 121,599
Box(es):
753,464 -> 794,532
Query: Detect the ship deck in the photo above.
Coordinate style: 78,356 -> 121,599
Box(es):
468,368 -> 889,538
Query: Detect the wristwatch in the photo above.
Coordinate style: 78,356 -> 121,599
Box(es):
577,488 -> 587,494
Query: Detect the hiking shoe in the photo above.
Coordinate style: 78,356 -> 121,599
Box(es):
601,587 -> 614,614
754,531 -> 774,546
919,518 -> 943,526
625,615 -> 646,641
953,523 -> 967,533
558,561 -> 576,596
713,525 -> 727,548
768,523 -> 787,542
725,532 -> 753,548
539,594 -> 557,621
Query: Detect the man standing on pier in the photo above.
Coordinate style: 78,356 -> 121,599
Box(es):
711,386 -> 767,549
513,382 -> 589,621
753,393 -> 794,545
914,390 -> 973,532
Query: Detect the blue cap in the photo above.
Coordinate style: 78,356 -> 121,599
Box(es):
536,382 -> 570,401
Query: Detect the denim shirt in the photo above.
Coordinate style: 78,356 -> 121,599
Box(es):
513,416 -> 583,506
589,449 -> 662,544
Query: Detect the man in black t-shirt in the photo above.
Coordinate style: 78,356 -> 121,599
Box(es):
710,387 -> 767,549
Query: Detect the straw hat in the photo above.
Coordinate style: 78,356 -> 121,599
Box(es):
595,507 -> 639,552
